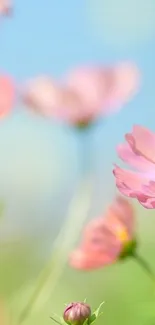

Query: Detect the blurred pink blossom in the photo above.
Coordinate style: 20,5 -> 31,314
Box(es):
22,62 -> 140,126
0,0 -> 12,16
69,196 -> 135,270
0,75 -> 15,117
113,125 -> 155,209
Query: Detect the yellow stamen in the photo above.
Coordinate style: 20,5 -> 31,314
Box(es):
117,228 -> 129,242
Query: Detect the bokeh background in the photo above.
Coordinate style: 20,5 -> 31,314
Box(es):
1,0 -> 155,324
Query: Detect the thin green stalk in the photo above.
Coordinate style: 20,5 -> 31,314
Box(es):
132,251 -> 155,282
17,177 -> 93,324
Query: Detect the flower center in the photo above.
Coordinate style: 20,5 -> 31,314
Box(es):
117,228 -> 129,242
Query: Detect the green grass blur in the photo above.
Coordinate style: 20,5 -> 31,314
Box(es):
1,203 -> 155,325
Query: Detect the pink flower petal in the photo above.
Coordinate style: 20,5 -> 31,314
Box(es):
69,249 -> 116,270
22,76 -> 92,124
125,125 -> 155,164
108,196 -> 134,237
110,62 -> 140,102
0,75 -> 15,117
66,62 -> 140,118
0,0 -> 12,16
22,76 -> 62,117
100,62 -> 140,114
113,165 -> 150,197
113,165 -> 155,209
66,66 -> 109,118
82,217 -> 121,257
135,181 -> 155,208
117,142 -> 155,172
58,88 -> 92,124
136,193 -> 155,209
142,181 -> 155,196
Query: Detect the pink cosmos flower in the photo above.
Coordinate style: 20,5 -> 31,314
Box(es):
22,62 -> 140,126
0,75 -> 15,117
113,125 -> 155,209
22,76 -> 85,123
69,196 -> 135,270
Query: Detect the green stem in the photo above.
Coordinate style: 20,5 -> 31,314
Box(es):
50,316 -> 63,325
17,177 -> 92,325
132,251 -> 155,282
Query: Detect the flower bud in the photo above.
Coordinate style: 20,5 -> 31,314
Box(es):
63,302 -> 91,325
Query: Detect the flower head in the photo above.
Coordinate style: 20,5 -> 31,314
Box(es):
69,196 -> 136,270
22,62 -> 140,127
113,125 -> 155,209
63,302 -> 91,325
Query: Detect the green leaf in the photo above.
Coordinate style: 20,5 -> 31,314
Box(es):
50,313 -> 65,325
88,302 -> 105,325
83,318 -> 89,325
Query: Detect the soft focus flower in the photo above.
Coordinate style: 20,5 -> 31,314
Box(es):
0,0 -> 12,16
63,302 -> 91,325
22,76 -> 85,124
113,125 -> 155,209
22,62 -> 140,126
69,196 -> 136,270
0,75 -> 15,117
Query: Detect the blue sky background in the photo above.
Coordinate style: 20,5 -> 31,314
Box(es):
0,0 -> 155,240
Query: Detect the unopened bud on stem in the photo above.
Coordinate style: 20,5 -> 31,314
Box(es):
63,302 -> 91,325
